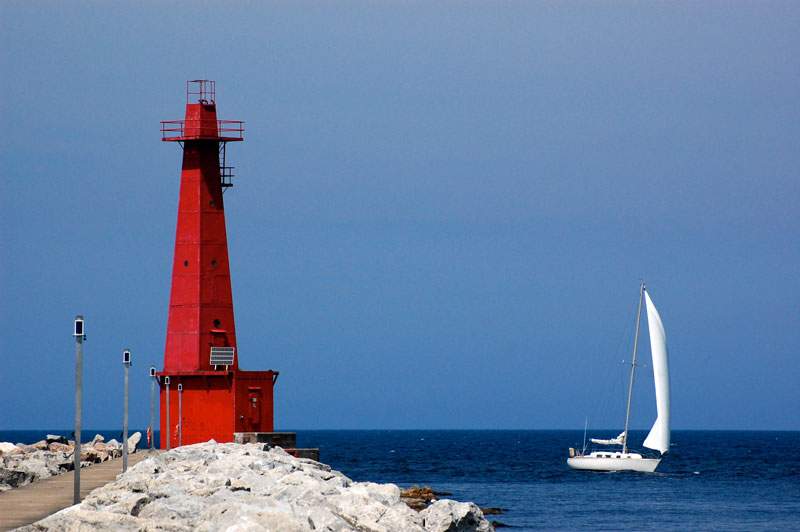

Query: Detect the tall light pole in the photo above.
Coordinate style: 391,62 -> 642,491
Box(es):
72,315 -> 85,505
149,367 -> 156,452
177,383 -> 183,447
122,349 -> 132,473
164,376 -> 171,451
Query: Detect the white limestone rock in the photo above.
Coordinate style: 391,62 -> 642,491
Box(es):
0,434 -> 116,491
0,442 -> 19,454
126,432 -> 142,453
47,442 -> 71,453
20,441 -> 493,532
420,500 -> 493,532
0,448 -> 72,491
0,468 -> 35,493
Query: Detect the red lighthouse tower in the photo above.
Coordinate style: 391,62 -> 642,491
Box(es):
158,80 -> 277,448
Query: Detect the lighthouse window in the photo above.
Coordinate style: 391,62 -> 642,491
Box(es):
183,260 -> 189,267
213,319 -> 221,328
211,259 -> 218,268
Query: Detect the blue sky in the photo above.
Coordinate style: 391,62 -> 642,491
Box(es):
1,1 -> 798,431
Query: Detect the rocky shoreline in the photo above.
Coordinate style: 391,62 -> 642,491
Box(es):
19,441 -> 493,531
0,432 -> 141,492
400,486 -> 508,529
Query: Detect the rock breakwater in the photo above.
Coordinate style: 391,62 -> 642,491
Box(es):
0,432 -> 141,492
21,441 -> 493,531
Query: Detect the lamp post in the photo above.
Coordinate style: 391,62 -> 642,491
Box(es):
164,376 -> 171,451
72,315 -> 86,505
149,367 -> 157,452
177,383 -> 183,447
122,349 -> 132,472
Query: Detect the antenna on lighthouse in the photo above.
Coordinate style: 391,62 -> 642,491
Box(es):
187,79 -> 215,104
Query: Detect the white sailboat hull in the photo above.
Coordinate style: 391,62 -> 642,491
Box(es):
567,452 -> 661,473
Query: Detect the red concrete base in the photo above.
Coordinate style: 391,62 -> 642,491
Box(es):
158,369 -> 276,448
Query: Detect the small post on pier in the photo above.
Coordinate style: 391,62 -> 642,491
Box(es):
177,383 -> 183,447
149,367 -> 156,452
165,376 -> 171,451
122,349 -> 132,472
72,315 -> 85,505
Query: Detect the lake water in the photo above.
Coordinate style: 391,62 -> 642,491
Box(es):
3,429 -> 798,530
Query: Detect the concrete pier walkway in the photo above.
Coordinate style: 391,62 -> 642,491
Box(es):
0,451 -> 152,531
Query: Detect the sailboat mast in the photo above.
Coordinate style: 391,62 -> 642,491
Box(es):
582,417 -> 588,453
622,281 -> 645,454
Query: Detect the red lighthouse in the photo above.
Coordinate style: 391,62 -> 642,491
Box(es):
158,81 -> 278,448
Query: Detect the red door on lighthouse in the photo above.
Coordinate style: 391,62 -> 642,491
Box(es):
248,388 -> 262,430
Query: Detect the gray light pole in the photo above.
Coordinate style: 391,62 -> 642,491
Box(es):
177,383 -> 183,447
149,367 -> 156,452
164,376 -> 171,451
72,315 -> 85,505
122,349 -> 132,472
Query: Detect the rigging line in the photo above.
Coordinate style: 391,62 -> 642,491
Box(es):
592,295 -> 638,434
585,319 -> 628,437
617,291 -> 641,431
583,287 -> 643,444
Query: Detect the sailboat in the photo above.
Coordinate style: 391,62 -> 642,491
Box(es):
567,282 -> 670,473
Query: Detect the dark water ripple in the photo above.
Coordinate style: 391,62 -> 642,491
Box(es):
296,430 -> 800,531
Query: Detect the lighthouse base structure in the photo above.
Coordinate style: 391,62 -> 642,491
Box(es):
159,369 -> 276,449
233,432 -> 320,461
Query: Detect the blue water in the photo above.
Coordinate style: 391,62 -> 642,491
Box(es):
3,430 -> 798,530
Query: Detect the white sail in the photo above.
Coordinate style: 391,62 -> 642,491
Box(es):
642,291 -> 670,454
590,432 -> 626,446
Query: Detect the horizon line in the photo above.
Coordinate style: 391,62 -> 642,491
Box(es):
1,427 -> 798,433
